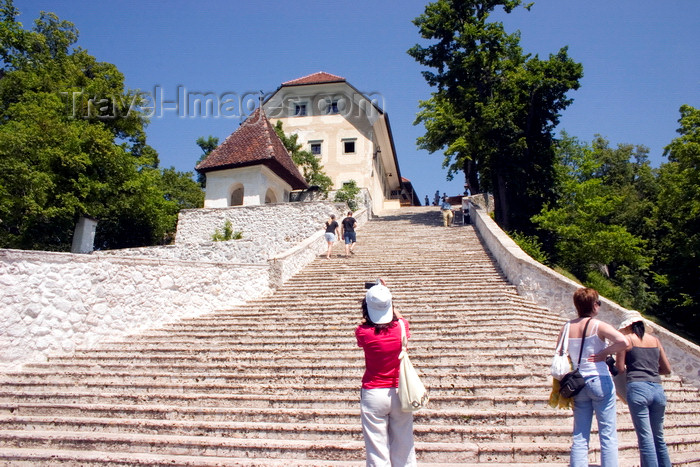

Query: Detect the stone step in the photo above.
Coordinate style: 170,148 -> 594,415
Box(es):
4,402 -> 699,429
2,414 -> 697,445
0,429 -> 697,464
0,430 -> 483,463
0,390 -> 557,410
3,208 -> 698,465
76,334 -> 552,349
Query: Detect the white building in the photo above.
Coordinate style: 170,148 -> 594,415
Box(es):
197,72 -> 418,213
196,107 -> 308,208
265,72 -> 413,213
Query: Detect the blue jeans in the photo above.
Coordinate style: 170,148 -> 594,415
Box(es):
571,375 -> 618,467
627,381 -> 671,467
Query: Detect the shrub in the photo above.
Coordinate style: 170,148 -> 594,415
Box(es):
509,231 -> 549,265
334,180 -> 361,211
211,219 -> 242,241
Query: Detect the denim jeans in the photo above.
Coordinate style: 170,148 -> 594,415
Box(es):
627,381 -> 671,467
571,374 -> 618,467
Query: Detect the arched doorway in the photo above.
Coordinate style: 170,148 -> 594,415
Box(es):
230,185 -> 244,206
265,188 -> 277,204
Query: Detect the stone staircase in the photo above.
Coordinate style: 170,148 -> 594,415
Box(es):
1,206 -> 699,466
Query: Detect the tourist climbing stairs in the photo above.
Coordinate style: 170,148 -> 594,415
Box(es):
1,207 -> 699,465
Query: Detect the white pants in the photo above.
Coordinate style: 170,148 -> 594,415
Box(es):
360,388 -> 417,466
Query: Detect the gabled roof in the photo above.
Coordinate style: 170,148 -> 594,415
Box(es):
281,71 -> 346,87
195,108 -> 308,190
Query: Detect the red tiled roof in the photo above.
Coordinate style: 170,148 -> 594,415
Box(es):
195,108 -> 308,190
282,71 -> 346,86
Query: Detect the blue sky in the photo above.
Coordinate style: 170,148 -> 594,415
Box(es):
15,0 -> 700,201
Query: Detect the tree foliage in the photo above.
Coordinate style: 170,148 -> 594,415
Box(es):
532,133 -> 655,309
531,114 -> 699,341
408,0 -> 582,233
652,105 -> 700,329
334,180 -> 361,211
0,1 -> 202,250
273,121 -> 333,196
194,135 -> 218,188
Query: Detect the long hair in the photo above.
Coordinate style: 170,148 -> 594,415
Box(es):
361,298 -> 397,335
631,321 -> 645,340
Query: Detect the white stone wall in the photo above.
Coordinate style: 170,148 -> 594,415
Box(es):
269,207 -> 369,285
175,201 -> 344,246
0,202 -> 366,371
0,249 -> 271,371
468,202 -> 700,387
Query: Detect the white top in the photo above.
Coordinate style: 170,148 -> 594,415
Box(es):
567,320 -> 608,377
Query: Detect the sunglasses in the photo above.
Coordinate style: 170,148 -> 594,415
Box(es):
595,299 -> 601,306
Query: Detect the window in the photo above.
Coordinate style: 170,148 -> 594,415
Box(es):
327,100 -> 339,114
310,141 -> 322,156
294,103 -> 307,116
342,139 -> 356,154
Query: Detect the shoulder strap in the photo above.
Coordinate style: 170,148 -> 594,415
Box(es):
398,319 -> 408,354
555,322 -> 570,355
575,318 -> 592,366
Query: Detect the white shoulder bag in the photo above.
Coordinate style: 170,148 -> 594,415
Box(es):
550,322 -> 572,380
398,319 -> 429,412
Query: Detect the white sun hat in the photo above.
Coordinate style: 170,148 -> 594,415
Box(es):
365,284 -> 393,324
618,310 -> 648,331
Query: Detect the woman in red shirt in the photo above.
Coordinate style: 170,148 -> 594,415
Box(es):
356,279 -> 416,466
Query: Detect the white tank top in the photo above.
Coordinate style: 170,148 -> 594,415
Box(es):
567,320 -> 608,377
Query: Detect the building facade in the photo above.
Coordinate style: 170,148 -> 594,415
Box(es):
263,72 -> 406,213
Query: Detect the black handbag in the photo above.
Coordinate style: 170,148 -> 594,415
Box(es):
559,318 -> 592,398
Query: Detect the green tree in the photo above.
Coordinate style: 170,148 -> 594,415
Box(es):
532,133 -> 655,310
0,1 -> 200,249
409,0 -> 582,233
195,135 -> 218,188
273,121 -> 333,196
652,105 -> 700,329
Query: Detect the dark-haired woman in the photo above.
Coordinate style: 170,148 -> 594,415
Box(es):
324,214 -> 340,259
616,310 -> 672,467
355,279 -> 416,466
556,287 -> 627,467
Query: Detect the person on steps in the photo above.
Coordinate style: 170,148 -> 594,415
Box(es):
341,211 -> 358,257
440,196 -> 453,227
356,278 -> 416,467
324,214 -> 340,259
615,310 -> 673,467
555,287 -> 627,467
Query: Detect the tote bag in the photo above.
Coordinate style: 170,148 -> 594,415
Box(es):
551,322 -> 572,380
397,319 -> 428,412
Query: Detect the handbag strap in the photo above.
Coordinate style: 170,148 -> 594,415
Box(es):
398,319 -> 408,358
575,318 -> 593,366
556,322 -> 571,355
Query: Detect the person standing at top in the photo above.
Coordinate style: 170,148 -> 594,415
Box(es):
341,211 -> 358,257
615,310 -> 673,467
324,214 -> 340,259
554,287 -> 627,467
440,197 -> 453,227
356,279 -> 416,466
